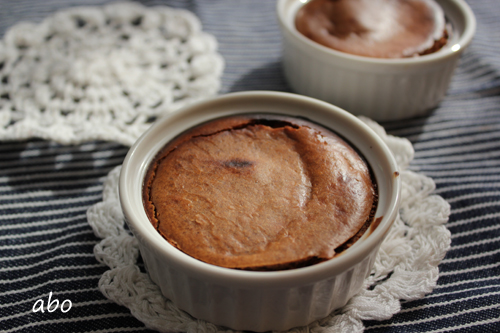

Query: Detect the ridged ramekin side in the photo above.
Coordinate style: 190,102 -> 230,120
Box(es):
282,34 -> 461,121
138,237 -> 381,332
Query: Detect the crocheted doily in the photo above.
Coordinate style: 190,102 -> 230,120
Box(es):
0,2 -> 224,146
87,117 -> 451,333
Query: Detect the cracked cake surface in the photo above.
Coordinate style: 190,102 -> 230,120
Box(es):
143,115 -> 377,270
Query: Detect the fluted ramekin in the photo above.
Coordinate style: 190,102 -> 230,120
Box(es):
277,0 -> 476,121
119,91 -> 401,331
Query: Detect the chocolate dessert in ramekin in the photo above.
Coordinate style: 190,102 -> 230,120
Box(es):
295,0 -> 449,58
143,115 -> 377,270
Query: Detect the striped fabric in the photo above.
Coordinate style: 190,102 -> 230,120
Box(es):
1,0 -> 499,332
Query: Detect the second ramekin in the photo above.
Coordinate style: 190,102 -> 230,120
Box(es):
277,0 -> 476,121
119,91 -> 401,331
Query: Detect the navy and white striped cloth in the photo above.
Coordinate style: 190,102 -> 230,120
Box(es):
1,0 -> 499,332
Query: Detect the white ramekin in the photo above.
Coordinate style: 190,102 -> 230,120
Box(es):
119,91 -> 401,331
277,0 -> 476,121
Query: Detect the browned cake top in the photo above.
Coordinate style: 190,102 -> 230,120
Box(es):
295,0 -> 448,58
143,115 -> 377,270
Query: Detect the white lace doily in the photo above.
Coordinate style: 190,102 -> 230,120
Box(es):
87,117 -> 451,333
0,2 -> 224,146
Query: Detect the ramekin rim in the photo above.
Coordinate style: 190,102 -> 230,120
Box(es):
120,91 -> 401,286
276,0 -> 477,65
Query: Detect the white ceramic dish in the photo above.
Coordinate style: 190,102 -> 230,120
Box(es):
277,0 -> 476,121
119,91 -> 401,331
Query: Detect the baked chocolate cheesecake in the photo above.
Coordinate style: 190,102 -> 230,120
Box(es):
295,0 -> 449,58
143,115 -> 377,270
